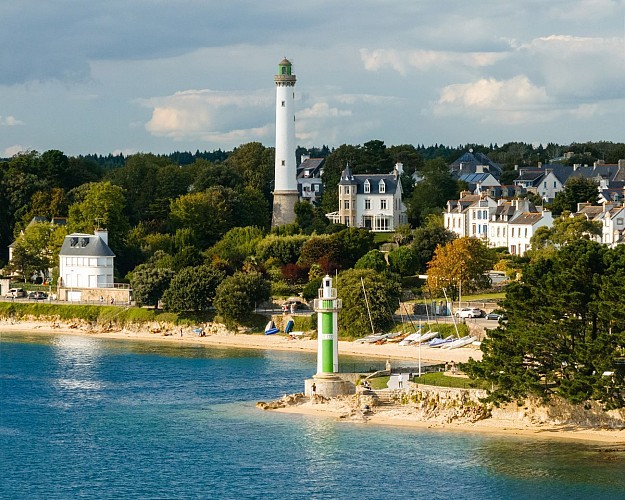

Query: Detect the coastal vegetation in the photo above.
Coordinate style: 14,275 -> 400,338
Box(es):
465,240 -> 625,409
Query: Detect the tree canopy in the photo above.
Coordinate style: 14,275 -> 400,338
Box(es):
466,240 -> 625,408
426,237 -> 496,300
336,269 -> 402,338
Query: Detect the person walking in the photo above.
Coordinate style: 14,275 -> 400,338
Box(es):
397,373 -> 403,389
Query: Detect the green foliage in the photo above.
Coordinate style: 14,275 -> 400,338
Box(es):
411,224 -> 457,274
336,268 -> 401,338
529,215 -> 602,258
413,372 -> 490,390
210,226 -> 265,268
388,246 -> 419,276
302,278 -> 322,300
549,176 -> 599,216
297,234 -> 341,271
333,227 -> 376,268
8,222 -> 66,280
67,181 -> 130,253
406,158 -> 459,226
129,263 -> 175,308
256,234 -> 309,266
466,240 -> 625,408
214,271 -> 271,328
354,250 -> 388,273
162,265 -> 226,312
294,201 -> 329,234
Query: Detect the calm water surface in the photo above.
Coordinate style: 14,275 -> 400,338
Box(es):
1,332 -> 624,499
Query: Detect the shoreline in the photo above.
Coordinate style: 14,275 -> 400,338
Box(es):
0,319 -> 482,364
272,404 -> 625,445
5,319 -> 624,445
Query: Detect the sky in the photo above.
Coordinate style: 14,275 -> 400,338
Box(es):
1,1 -> 624,157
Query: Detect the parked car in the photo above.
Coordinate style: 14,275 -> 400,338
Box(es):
486,311 -> 507,321
28,291 -> 48,300
456,307 -> 484,319
5,288 -> 27,298
282,298 -> 308,312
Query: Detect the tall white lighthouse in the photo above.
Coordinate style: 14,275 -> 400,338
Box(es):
272,58 -> 298,227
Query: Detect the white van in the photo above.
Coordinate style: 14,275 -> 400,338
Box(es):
5,288 -> 27,298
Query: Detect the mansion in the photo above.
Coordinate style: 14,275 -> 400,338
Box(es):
327,163 -> 407,232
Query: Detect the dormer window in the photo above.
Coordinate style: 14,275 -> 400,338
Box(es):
364,180 -> 370,193
379,180 -> 386,193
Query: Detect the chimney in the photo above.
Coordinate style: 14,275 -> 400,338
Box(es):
618,159 -> 625,168
395,162 -> 404,175
538,162 -> 542,168
514,164 -> 519,171
94,228 -> 109,245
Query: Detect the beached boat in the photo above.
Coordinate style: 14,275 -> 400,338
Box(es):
398,332 -> 422,346
356,333 -> 390,344
411,330 -> 439,344
264,320 -> 279,335
428,336 -> 454,348
441,335 -> 477,349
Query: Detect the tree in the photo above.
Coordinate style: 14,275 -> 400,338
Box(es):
210,226 -> 265,268
529,215 -> 602,258
162,265 -> 226,312
129,263 -> 175,308
256,234 -> 309,266
426,237 -> 496,301
297,234 -> 342,271
336,269 -> 401,338
388,246 -> 419,276
550,177 -> 599,216
333,227 -> 376,268
225,142 -> 273,197
354,250 -> 388,273
67,181 -> 130,253
466,240 -> 625,408
214,271 -> 270,327
168,187 -> 236,249
411,225 -> 457,274
406,158 -> 459,226
8,221 -> 66,281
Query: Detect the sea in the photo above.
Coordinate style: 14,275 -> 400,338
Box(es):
1,332 -> 624,500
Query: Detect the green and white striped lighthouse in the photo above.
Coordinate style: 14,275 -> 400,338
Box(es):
313,275 -> 342,375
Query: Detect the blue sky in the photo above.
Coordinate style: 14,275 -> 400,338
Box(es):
1,1 -> 624,157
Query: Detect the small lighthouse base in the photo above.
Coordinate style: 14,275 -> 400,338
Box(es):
272,190 -> 299,226
305,375 -> 356,398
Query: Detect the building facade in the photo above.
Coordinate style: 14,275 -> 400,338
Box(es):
327,163 -> 407,232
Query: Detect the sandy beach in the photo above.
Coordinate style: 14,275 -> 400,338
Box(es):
0,319 -> 482,364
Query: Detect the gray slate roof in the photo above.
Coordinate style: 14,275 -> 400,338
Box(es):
339,165 -> 400,195
60,233 -> 115,257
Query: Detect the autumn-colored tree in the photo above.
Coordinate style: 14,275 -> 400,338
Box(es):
426,237 -> 496,301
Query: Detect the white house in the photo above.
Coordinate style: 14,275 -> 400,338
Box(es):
575,203 -> 625,247
507,211 -> 553,256
327,163 -> 407,232
59,229 -> 115,290
444,193 -> 482,238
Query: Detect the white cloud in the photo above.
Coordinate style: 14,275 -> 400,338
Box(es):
360,48 -> 508,75
0,115 -> 23,126
434,75 -> 551,123
3,145 -> 26,157
142,89 -> 272,142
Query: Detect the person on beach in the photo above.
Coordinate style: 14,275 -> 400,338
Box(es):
311,383 -> 316,398
397,373 -> 403,389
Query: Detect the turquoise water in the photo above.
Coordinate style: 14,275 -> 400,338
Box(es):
1,332 -> 624,499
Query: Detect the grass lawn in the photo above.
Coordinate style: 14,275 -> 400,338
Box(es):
411,371 -> 489,390
368,376 -> 390,390
461,292 -> 505,301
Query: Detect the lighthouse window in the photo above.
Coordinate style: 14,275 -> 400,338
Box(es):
281,160 -> 285,166
282,66 -> 287,74
281,101 -> 285,107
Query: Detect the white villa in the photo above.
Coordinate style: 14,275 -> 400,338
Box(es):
57,229 -> 130,303
327,163 -> 407,232
575,203 -> 625,248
